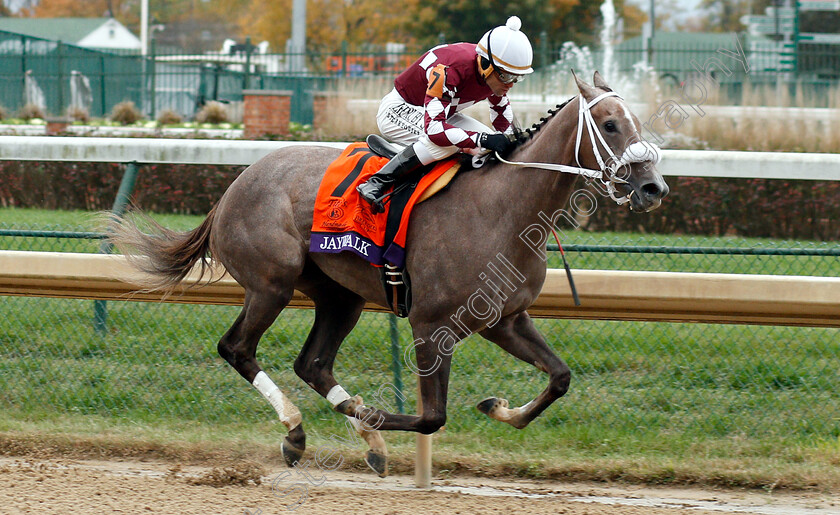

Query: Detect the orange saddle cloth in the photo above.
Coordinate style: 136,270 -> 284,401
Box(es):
310,143 -> 458,267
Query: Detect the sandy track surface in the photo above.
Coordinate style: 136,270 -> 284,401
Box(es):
1,457 -> 838,515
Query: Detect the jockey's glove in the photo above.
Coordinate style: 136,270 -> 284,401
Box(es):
479,132 -> 515,154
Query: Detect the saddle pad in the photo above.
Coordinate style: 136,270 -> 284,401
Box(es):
310,143 -> 459,267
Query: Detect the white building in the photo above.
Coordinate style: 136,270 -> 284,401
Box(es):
0,17 -> 141,51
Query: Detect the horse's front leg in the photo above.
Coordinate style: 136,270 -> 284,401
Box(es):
476,311 -> 571,429
335,324 -> 453,435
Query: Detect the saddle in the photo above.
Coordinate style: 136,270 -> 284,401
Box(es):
310,139 -> 464,317
366,134 -> 464,204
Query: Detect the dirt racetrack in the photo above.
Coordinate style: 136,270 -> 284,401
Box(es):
1,457 -> 839,515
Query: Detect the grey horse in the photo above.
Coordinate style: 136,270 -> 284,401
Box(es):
109,72 -> 669,477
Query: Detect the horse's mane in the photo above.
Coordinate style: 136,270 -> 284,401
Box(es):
510,96 -> 576,150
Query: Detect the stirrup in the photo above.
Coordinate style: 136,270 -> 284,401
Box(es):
369,191 -> 392,214
368,180 -> 415,213
357,183 -> 389,213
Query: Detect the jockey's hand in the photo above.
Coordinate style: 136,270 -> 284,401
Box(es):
479,132 -> 514,154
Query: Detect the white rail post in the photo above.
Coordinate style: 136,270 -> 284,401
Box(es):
415,384 -> 432,488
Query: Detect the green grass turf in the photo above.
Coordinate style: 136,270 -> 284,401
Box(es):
1,207 -> 838,489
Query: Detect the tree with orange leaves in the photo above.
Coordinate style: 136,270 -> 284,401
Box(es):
230,0 -> 409,52
28,0 -> 128,18
24,0 -> 649,55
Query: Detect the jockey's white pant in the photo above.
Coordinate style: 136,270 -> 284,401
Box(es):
376,88 -> 492,165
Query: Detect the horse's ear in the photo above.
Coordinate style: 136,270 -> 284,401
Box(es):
573,69 -> 599,100
593,71 -> 613,92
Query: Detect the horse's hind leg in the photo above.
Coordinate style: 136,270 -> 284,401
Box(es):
293,281 -> 390,477
476,311 -> 571,429
217,288 -> 306,466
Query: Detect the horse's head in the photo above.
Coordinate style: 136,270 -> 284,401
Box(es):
572,71 -> 669,213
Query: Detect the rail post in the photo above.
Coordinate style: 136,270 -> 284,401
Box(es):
56,41 -> 65,115
149,37 -> 157,119
415,385 -> 432,488
539,30 -> 549,70
99,55 -> 107,118
244,36 -> 252,90
94,161 -> 140,333
20,35 -> 26,99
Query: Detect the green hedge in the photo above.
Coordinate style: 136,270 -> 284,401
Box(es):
584,177 -> 840,240
0,161 -> 244,214
1,161 -> 838,240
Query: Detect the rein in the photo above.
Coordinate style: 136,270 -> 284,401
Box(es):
496,93 -> 662,206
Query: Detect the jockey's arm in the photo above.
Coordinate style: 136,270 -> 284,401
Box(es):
488,95 -> 515,134
422,95 -> 482,151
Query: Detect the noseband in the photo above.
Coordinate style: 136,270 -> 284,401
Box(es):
496,93 -> 661,205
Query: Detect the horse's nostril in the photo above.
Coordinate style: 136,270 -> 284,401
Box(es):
642,183 -> 662,199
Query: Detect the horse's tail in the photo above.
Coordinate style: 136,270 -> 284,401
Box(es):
107,205 -> 219,293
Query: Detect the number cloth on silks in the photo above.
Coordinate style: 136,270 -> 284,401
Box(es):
310,143 -> 460,268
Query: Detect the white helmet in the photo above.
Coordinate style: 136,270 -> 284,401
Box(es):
476,16 -> 534,76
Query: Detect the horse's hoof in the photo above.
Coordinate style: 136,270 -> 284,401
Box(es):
282,424 -> 306,467
477,397 -> 503,415
281,438 -> 304,467
365,450 -> 388,478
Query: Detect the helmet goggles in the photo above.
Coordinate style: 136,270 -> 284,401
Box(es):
485,27 -> 526,85
495,68 -> 524,84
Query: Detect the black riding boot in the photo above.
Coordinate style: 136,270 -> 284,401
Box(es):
357,145 -> 424,213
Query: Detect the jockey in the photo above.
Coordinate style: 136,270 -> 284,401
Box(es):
357,16 -> 534,213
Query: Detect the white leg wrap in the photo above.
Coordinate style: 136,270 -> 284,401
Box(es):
326,385 -> 351,407
253,371 -> 301,428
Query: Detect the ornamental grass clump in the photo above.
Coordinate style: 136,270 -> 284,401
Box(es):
17,103 -> 45,121
156,108 -> 183,126
194,101 -> 229,124
66,106 -> 89,123
109,101 -> 143,125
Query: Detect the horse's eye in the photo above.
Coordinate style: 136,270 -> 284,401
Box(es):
604,121 -> 618,133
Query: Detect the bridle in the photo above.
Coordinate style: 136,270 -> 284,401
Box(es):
495,92 -> 661,205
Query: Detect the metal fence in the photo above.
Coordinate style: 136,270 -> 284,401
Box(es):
1,219 -> 838,457
0,30 -> 337,123
2,29 -> 840,125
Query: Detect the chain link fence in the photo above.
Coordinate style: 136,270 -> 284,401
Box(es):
1,219 -> 838,460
